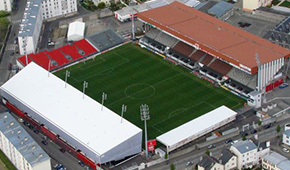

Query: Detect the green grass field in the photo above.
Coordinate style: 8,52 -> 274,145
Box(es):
55,43 -> 245,139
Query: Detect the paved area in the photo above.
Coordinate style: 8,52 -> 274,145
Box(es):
0,160 -> 9,170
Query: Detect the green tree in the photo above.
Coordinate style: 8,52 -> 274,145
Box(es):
165,153 -> 168,160
170,163 -> 175,170
97,2 -> 106,9
0,11 -> 9,18
276,124 -> 281,133
205,149 -> 210,155
258,120 -> 262,126
242,134 -> 246,141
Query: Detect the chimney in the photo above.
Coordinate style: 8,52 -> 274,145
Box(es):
200,156 -> 203,161
266,141 -> 270,148
255,134 -> 258,140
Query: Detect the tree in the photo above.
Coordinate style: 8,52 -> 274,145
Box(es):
170,163 -> 175,170
242,134 -> 246,141
0,11 -> 9,18
164,153 -> 168,160
258,120 -> 262,126
276,124 -> 281,133
97,2 -> 106,9
205,149 -> 210,155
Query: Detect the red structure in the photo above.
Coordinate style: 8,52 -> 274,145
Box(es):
17,39 -> 98,71
5,101 -> 25,118
77,152 -> 97,170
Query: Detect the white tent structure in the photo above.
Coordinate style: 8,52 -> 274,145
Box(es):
157,106 -> 237,153
0,62 -> 142,164
67,21 -> 85,41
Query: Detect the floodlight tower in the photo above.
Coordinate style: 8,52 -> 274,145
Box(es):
22,36 -> 28,65
121,104 -> 127,123
140,104 -> 150,158
65,70 -> 70,88
255,53 -> 262,91
82,81 -> 88,99
129,0 -> 136,41
101,92 -> 107,111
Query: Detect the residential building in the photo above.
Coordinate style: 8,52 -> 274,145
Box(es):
243,0 -> 273,11
0,112 -> 51,170
282,123 -> 290,147
0,0 -> 13,12
230,140 -> 258,170
262,151 -> 290,170
41,0 -> 77,19
18,0 -> 43,55
218,149 -> 237,170
198,154 -> 223,170
18,0 -> 78,55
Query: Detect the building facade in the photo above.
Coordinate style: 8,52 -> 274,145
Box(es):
230,140 -> 258,170
219,149 -> 237,170
41,0 -> 77,19
0,112 -> 51,170
0,0 -> 13,12
243,0 -> 273,11
262,151 -> 290,170
198,155 -> 223,170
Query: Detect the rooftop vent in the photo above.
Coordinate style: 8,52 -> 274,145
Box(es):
10,122 -> 14,126
24,137 -> 28,141
4,115 -> 7,119
17,130 -> 21,134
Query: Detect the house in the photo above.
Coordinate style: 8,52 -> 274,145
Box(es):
218,149 -> 237,170
230,140 -> 258,170
0,0 -> 13,12
198,154 -> 223,170
243,0 -> 273,11
282,130 -> 290,147
262,151 -> 290,170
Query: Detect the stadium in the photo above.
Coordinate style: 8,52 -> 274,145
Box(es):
1,1 -> 290,170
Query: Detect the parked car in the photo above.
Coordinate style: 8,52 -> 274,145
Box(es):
241,132 -> 249,136
186,161 -> 194,166
238,22 -> 251,28
41,140 -> 48,145
207,144 -> 216,149
282,148 -> 289,153
264,124 -> 272,129
59,148 -> 65,153
225,139 -> 233,144
251,129 -> 257,134
279,83 -> 289,89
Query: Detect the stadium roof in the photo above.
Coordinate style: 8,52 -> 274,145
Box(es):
0,62 -> 142,155
0,112 -> 50,166
156,106 -> 237,148
138,2 -> 290,74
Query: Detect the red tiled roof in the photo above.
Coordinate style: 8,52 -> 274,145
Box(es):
138,2 -> 290,74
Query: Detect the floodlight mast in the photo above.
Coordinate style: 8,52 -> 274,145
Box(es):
22,36 -> 28,66
140,104 -> 150,158
101,92 -> 107,111
65,70 -> 70,88
121,104 -> 127,123
82,81 -> 88,99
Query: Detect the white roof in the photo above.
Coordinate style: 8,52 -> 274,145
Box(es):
1,62 -> 142,155
157,106 -> 237,147
67,21 -> 85,38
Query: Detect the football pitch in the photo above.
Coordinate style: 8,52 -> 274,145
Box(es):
55,43 -> 245,139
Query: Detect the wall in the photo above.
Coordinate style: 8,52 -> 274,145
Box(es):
225,155 -> 237,170
0,0 -> 12,12
283,133 -> 290,146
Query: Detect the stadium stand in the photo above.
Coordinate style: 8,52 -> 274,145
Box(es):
145,28 -> 160,40
59,44 -> 83,60
200,66 -> 223,82
200,54 -> 213,65
208,59 -> 232,75
17,39 -> 99,71
73,39 -> 98,55
224,78 -> 253,96
86,29 -> 124,52
46,50 -> 70,66
227,67 -> 256,89
154,31 -> 178,48
189,50 -> 206,62
172,41 -> 195,57
28,51 -> 54,70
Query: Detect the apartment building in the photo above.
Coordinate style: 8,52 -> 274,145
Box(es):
0,112 -> 51,170
41,0 -> 77,19
243,0 -> 273,11
262,151 -> 290,170
0,0 -> 13,12
218,149 -> 237,170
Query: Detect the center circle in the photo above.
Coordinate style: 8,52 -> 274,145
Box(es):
124,83 -> 155,99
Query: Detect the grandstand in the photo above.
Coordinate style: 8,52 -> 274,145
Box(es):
1,62 -> 142,169
137,1 -> 290,99
86,29 -> 124,52
17,39 -> 98,71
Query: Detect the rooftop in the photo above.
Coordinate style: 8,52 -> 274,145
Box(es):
0,112 -> 50,166
263,151 -> 290,170
198,155 -> 218,170
0,62 -> 142,155
208,1 -> 233,18
232,140 -> 257,153
219,149 -> 235,165
137,2 -> 290,74
19,0 -> 42,37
